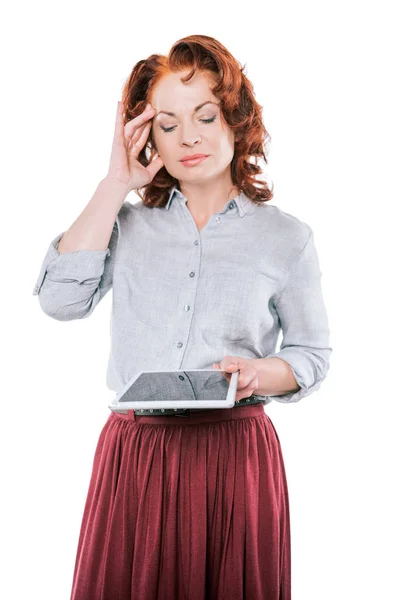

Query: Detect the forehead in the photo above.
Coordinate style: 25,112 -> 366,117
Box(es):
151,70 -> 218,111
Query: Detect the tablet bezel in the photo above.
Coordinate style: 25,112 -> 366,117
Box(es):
108,368 -> 239,413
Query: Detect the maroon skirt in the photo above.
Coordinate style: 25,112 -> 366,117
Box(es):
70,403 -> 291,599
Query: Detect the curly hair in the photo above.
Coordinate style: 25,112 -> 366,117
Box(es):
121,34 -> 274,207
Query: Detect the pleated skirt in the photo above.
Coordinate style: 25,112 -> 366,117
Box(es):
70,403 -> 291,600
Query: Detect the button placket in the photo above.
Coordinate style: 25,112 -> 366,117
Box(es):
173,229 -> 199,354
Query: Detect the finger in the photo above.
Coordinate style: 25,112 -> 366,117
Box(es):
219,357 -> 240,370
124,107 -> 155,139
126,121 -> 145,146
235,383 -> 256,402
223,363 -> 240,372
224,365 -> 250,389
237,370 -> 258,391
145,154 -> 164,180
129,121 -> 152,159
125,117 -> 148,146
112,101 -> 126,150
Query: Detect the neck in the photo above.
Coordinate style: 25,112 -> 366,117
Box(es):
178,175 -> 240,218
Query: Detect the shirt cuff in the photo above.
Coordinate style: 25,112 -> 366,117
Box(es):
32,232 -> 111,295
265,348 -> 331,403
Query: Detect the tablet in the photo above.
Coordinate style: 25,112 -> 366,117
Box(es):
108,368 -> 239,413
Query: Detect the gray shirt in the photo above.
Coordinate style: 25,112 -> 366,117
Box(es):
32,185 -> 332,405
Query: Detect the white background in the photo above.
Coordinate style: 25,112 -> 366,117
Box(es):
2,0 -> 399,598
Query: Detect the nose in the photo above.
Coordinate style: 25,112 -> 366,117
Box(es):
180,121 -> 202,147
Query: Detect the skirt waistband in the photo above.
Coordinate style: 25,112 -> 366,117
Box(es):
114,394 -> 262,417
112,399 -> 266,425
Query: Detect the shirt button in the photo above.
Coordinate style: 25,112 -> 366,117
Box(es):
189,272 -> 195,277
194,240 -> 199,245
179,375 -> 185,380
177,342 -> 183,348
184,305 -> 190,311
229,202 -> 234,209
215,216 -> 221,223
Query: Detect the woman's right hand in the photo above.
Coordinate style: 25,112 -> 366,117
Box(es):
106,101 -> 164,192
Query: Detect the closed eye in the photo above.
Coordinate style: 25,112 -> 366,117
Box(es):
161,116 -> 217,133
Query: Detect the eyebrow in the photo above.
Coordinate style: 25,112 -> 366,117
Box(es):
155,101 -> 219,118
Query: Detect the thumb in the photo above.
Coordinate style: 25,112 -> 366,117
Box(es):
146,154 -> 164,179
221,360 -> 240,372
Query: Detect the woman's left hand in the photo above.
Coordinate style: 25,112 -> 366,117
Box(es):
212,356 -> 259,402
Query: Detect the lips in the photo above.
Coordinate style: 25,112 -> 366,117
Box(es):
180,154 -> 209,162
180,155 -> 210,167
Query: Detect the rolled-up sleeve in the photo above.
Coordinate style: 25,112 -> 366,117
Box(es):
267,228 -> 332,403
32,220 -> 119,321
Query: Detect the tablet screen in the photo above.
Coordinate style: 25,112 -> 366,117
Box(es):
117,369 -> 230,405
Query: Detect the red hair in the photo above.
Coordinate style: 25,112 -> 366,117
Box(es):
121,34 -> 274,207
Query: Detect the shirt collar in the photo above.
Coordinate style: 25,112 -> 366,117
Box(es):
165,185 -> 256,217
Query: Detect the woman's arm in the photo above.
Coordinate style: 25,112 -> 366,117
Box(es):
247,356 -> 301,397
56,177 -> 128,254
252,228 -> 333,403
32,177 -> 128,320
32,100 -> 163,321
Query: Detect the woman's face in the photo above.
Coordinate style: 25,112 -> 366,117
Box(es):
150,70 -> 235,185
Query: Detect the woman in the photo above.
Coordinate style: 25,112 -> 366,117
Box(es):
33,34 -> 332,600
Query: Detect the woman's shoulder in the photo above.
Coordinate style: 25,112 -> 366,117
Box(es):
114,198 -> 144,227
257,202 -> 313,249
